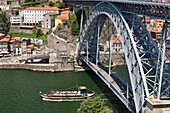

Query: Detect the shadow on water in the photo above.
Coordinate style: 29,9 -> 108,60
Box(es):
85,70 -> 131,113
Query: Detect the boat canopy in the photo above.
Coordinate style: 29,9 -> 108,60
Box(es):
79,86 -> 87,90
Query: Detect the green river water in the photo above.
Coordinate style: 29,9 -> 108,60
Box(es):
0,69 -> 130,113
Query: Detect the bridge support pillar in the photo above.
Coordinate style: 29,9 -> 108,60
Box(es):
145,96 -> 170,113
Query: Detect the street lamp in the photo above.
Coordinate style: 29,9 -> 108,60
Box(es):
56,41 -> 59,61
67,41 -> 70,61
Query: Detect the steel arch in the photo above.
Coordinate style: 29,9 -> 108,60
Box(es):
78,2 -> 170,113
78,2 -> 155,113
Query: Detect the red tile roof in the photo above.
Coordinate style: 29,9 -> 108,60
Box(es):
61,11 -> 70,15
111,38 -> 121,44
3,4 -> 8,6
9,39 -> 16,43
62,8 -> 70,11
0,37 -> 10,42
56,14 -> 69,20
25,7 -> 60,11
27,44 -> 34,48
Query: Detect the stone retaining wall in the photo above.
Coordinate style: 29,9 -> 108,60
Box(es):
0,62 -> 75,72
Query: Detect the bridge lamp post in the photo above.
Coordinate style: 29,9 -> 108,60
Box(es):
86,39 -> 89,64
56,41 -> 59,61
67,41 -> 70,61
96,17 -> 100,66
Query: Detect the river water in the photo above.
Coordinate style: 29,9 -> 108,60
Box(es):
0,69 -> 130,113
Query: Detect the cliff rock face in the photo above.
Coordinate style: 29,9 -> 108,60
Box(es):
47,34 -> 76,58
48,34 -> 67,51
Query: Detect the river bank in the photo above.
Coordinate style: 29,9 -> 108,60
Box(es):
0,62 -> 90,72
0,62 -> 74,72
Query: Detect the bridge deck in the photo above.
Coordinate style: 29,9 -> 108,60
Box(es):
64,0 -> 170,6
89,62 -> 122,92
64,0 -> 170,20
82,57 -> 134,112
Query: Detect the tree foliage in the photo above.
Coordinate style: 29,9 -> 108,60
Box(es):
58,2 -> 66,9
49,1 -> 66,8
0,12 -> 10,34
48,1 -> 55,7
33,27 -> 43,37
36,29 -> 43,38
77,96 -> 113,113
69,12 -> 79,35
15,10 -> 19,16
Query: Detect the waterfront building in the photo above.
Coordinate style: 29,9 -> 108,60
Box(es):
21,41 -> 27,54
0,36 -> 11,54
30,38 -> 43,45
14,44 -> 22,55
24,6 -> 60,25
27,44 -> 34,54
21,38 -> 31,54
41,12 -> 60,29
0,33 -> 5,40
9,38 -> 16,53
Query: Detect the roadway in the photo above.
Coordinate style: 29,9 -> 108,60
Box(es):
81,56 -> 134,112
64,0 -> 170,20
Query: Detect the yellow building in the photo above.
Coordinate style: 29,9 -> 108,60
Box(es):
54,14 -> 69,29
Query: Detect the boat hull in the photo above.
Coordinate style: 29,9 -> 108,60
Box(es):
39,86 -> 95,102
42,98 -> 86,102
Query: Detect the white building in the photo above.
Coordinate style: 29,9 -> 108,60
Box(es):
24,6 -> 60,25
15,47 -> 22,55
10,16 -> 22,25
111,38 -> 123,52
42,12 -> 59,29
49,0 -> 63,2
31,38 -> 43,45
106,38 -> 123,52
0,4 -> 10,11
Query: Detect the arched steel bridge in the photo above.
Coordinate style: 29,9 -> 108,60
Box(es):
64,0 -> 170,113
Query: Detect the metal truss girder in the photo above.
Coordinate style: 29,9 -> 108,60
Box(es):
154,21 -> 170,99
64,0 -> 170,20
123,13 -> 160,97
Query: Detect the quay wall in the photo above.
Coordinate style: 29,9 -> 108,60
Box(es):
0,62 -> 76,72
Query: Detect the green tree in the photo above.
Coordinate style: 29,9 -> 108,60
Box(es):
58,2 -> 66,9
71,21 -> 79,35
77,96 -> 113,113
69,12 -> 79,35
38,21 -> 42,27
32,27 -> 37,34
48,1 -> 54,6
54,3 -> 59,7
36,29 -> 43,38
0,12 -> 10,34
46,28 -> 52,34
57,23 -> 61,31
15,10 -> 19,16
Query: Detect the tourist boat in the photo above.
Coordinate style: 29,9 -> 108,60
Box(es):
39,86 -> 95,101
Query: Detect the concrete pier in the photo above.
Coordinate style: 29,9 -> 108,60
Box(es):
145,96 -> 170,113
